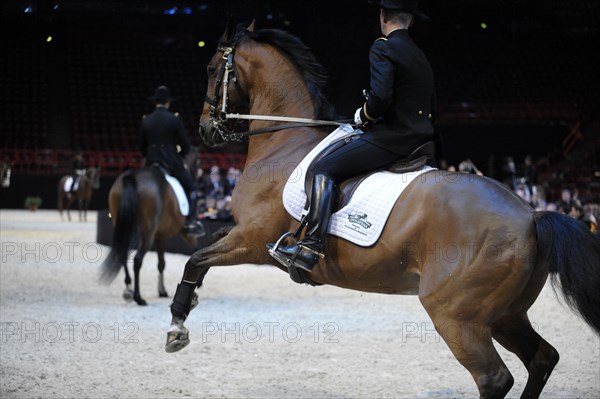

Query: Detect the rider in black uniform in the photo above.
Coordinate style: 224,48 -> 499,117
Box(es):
140,85 -> 202,234
269,0 -> 440,272
69,150 -> 85,194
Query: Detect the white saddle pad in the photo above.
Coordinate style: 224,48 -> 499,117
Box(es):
64,177 -> 73,192
63,176 -> 78,192
282,125 -> 434,247
164,174 -> 189,216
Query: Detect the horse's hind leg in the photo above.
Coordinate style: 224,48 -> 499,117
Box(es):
133,246 -> 149,305
58,192 -> 63,221
429,316 -> 514,398
156,239 -> 168,298
83,200 -> 88,222
66,198 -> 72,221
492,314 -> 559,399
122,254 -> 134,302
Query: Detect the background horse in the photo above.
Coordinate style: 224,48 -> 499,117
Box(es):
1,162 -> 11,188
57,166 -> 101,222
166,21 -> 600,399
100,148 -> 200,305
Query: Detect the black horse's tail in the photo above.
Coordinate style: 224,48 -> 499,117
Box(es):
100,172 -> 138,284
534,211 -> 600,335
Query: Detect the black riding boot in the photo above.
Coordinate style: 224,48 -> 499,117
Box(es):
183,191 -> 203,235
268,174 -> 336,272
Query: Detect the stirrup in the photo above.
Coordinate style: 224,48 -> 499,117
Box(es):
268,232 -> 297,268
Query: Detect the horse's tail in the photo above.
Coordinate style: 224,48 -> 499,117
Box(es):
100,172 -> 138,284
534,211 -> 600,335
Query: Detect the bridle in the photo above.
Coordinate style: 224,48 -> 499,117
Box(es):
203,36 -> 352,144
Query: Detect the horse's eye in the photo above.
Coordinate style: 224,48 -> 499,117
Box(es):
207,65 -> 216,75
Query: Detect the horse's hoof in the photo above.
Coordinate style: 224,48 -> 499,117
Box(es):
159,292 -> 169,298
135,298 -> 147,306
165,327 -> 190,353
123,289 -> 134,302
190,292 -> 199,311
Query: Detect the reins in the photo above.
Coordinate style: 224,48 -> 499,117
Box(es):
222,114 -> 354,141
204,33 -> 354,143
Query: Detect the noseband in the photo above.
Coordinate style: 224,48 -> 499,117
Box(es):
204,44 -> 245,143
202,35 -> 352,144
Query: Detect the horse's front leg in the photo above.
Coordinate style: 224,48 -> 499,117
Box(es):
165,228 -> 266,353
66,198 -> 73,222
78,199 -> 84,222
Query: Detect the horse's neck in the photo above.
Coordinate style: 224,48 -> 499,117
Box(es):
245,57 -> 326,163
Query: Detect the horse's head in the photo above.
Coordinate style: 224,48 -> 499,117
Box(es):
199,19 -> 334,148
87,166 -> 101,189
199,19 -> 254,147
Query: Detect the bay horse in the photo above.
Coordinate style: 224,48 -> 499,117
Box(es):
57,166 -> 101,222
100,148 -> 201,306
165,21 -> 600,398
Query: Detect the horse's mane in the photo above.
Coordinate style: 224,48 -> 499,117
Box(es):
235,28 -> 338,121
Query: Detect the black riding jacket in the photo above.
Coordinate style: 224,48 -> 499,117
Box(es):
359,29 -> 437,156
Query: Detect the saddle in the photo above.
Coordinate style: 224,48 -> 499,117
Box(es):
303,139 -> 437,212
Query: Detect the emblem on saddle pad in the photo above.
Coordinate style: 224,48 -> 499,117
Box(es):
347,213 -> 372,230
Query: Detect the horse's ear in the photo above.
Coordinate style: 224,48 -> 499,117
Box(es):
247,19 -> 256,33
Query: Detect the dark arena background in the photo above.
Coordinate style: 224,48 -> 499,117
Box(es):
0,0 -> 599,216
1,2 -> 600,398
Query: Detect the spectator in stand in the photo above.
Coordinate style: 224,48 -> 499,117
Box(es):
223,167 -> 241,197
522,154 -> 537,190
195,167 -> 208,214
205,165 -> 225,200
458,158 -> 483,176
556,187 -> 580,214
569,204 -> 584,220
582,213 -> 598,233
499,156 -> 516,189
529,185 -> 547,211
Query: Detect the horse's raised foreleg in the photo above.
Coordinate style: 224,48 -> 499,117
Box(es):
492,314 -> 559,399
156,239 -> 168,298
165,229 -> 265,353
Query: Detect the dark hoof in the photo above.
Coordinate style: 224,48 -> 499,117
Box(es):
159,292 -> 169,298
165,329 -> 190,353
134,297 -> 147,306
123,289 -> 134,302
